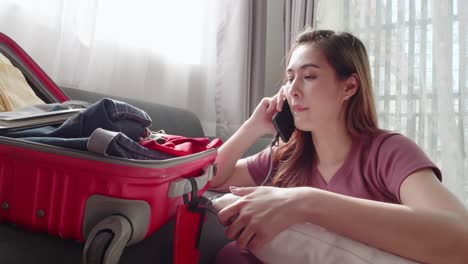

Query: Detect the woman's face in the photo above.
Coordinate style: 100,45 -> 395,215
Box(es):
285,43 -> 348,132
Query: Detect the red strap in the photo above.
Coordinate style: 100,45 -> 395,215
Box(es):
173,204 -> 205,264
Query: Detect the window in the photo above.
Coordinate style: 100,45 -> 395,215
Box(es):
339,0 -> 466,165
316,0 -> 468,201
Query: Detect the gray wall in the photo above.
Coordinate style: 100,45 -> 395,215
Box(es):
264,0 -> 285,97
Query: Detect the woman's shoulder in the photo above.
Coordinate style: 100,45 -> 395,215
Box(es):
359,130 -> 442,184
361,130 -> 414,148
357,130 -> 427,160
360,130 -> 433,166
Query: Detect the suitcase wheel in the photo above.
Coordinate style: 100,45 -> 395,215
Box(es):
85,231 -> 114,264
83,215 -> 133,264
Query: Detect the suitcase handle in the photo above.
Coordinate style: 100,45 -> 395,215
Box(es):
167,164 -> 215,198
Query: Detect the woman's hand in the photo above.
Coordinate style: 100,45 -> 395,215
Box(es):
245,85 -> 288,137
217,186 -> 313,251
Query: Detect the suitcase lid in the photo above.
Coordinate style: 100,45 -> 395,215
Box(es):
0,33 -> 69,103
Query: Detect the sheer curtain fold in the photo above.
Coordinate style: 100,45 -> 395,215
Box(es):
432,0 -> 465,202
0,0 -> 261,138
247,0 -> 267,117
315,0 -> 468,204
283,0 -> 314,53
213,0 -> 267,139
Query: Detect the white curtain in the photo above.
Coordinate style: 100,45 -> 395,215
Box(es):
0,0 -> 257,137
213,0 -> 267,140
315,0 -> 468,205
283,0 -> 314,53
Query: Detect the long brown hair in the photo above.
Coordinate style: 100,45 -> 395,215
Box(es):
272,29 -> 379,187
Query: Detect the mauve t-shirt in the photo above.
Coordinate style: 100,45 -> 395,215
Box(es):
246,132 -> 442,204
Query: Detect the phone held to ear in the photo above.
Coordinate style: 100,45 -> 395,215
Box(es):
272,99 -> 295,143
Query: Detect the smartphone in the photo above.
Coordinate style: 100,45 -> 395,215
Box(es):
272,99 -> 295,143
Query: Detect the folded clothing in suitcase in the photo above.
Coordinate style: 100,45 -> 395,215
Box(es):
0,32 -> 217,263
0,52 -> 45,111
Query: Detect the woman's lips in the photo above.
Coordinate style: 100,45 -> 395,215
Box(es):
292,105 -> 308,112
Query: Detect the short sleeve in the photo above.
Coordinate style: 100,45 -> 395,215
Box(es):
246,147 -> 275,186
376,134 -> 442,202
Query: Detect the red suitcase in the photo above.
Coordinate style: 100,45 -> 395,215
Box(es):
0,33 -> 216,263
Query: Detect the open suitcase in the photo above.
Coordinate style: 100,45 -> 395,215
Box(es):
0,33 -> 217,264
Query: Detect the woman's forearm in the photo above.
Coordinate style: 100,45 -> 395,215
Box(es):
210,121 -> 264,188
301,189 -> 468,264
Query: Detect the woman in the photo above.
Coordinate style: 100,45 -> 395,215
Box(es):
209,29 -> 468,263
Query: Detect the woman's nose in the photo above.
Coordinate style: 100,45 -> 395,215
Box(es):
287,80 -> 301,98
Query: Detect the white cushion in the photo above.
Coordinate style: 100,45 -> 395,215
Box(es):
212,194 -> 418,264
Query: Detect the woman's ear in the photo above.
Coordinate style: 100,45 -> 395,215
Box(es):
343,73 -> 359,100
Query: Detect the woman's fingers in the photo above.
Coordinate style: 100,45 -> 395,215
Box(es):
224,214 -> 247,240
265,97 -> 277,114
276,85 -> 287,112
236,222 -> 257,249
218,201 -> 242,226
247,229 -> 269,252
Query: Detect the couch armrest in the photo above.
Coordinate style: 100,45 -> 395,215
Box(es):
243,136 -> 273,157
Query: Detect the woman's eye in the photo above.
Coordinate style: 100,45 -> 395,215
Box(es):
305,75 -> 316,80
286,77 -> 294,83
